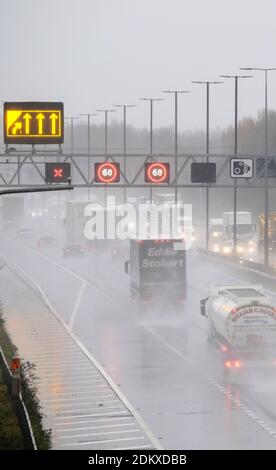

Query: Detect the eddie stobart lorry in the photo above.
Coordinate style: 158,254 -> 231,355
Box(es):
200,284 -> 276,374
125,239 -> 187,309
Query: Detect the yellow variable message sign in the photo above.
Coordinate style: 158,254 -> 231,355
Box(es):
4,102 -> 64,145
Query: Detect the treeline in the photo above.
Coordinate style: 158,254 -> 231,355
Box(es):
63,110 -> 276,155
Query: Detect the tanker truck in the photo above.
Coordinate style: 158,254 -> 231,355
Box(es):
200,284 -> 276,373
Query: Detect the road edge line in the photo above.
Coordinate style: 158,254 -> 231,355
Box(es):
5,257 -> 163,450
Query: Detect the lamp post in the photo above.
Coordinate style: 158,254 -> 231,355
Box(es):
96,109 -> 117,205
65,117 -> 81,201
79,113 -> 99,198
112,104 -> 136,202
220,74 -> 253,258
162,90 -> 190,204
139,98 -> 164,203
240,67 -> 276,267
192,81 -> 223,250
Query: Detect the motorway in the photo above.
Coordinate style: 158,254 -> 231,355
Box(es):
1,231 -> 276,449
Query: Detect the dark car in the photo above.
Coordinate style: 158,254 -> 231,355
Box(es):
37,236 -> 57,247
63,244 -> 85,257
16,228 -> 34,238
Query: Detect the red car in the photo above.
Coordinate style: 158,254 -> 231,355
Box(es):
37,236 -> 57,247
63,244 -> 85,257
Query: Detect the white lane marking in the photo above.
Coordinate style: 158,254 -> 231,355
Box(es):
32,362 -> 93,370
38,374 -> 101,383
21,345 -> 77,351
43,394 -> 115,403
54,417 -> 134,426
5,258 -> 162,450
53,411 -> 130,420
59,436 -> 146,447
56,429 -> 141,440
2,235 -> 111,298
47,399 -> 120,408
143,323 -> 276,443
58,423 -> 137,433
37,379 -> 104,389
116,445 -> 152,450
22,350 -> 83,362
69,281 -> 88,332
201,251 -> 276,281
39,382 -> 110,395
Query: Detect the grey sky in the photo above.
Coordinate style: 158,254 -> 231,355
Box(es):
1,0 -> 275,131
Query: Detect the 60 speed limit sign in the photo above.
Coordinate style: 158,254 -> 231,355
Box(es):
95,162 -> 120,183
145,162 -> 170,184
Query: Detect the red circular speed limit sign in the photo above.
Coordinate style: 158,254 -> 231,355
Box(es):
145,162 -> 170,184
95,162 -> 120,183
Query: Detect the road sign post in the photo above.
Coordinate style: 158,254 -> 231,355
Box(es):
11,357 -> 21,398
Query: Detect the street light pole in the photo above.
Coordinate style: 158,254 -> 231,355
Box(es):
162,90 -> 190,204
79,113 -> 99,198
96,109 -> 117,205
220,74 -> 252,258
192,81 -> 223,251
241,67 -> 276,267
113,104 -> 136,203
65,117 -> 81,201
139,98 -> 164,203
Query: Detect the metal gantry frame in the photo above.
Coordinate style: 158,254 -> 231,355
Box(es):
0,150 -> 275,189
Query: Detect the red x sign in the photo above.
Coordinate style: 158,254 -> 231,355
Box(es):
54,168 -> 64,178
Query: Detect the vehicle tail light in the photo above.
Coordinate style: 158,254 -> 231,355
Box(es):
221,345 -> 228,352
224,360 -> 241,369
142,296 -> 152,304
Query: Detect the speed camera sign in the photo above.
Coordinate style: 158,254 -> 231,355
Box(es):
230,158 -> 254,178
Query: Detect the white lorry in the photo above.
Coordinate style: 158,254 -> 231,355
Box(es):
209,218 -> 223,252
222,211 -> 256,257
200,284 -> 276,373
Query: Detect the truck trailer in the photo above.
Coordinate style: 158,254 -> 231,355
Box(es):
200,284 -> 276,374
125,239 -> 187,309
